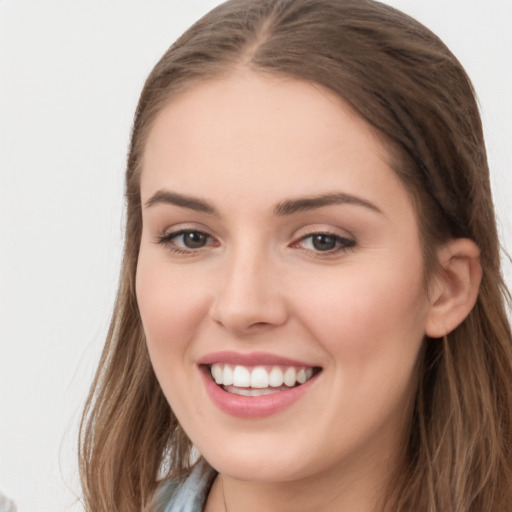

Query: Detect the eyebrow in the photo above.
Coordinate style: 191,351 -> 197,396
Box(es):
273,192 -> 383,216
144,190 -> 218,214
144,189 -> 382,217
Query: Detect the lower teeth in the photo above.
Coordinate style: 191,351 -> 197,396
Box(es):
223,385 -> 293,396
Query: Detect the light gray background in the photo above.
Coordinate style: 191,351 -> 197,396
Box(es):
1,1 -> 511,511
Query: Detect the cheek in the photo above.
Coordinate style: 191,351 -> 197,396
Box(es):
135,256 -> 213,425
135,256 -> 211,361
291,260 -> 428,440
293,259 -> 429,365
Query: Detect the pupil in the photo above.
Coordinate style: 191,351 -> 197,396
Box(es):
184,232 -> 207,248
312,234 -> 336,251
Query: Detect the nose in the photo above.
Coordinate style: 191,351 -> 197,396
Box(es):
209,248 -> 289,335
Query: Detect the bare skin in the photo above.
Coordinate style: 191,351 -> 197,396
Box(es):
137,71 -> 481,512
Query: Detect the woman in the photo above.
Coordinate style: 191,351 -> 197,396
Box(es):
79,1 -> 512,511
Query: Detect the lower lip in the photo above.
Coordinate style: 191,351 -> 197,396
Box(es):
200,367 -> 319,418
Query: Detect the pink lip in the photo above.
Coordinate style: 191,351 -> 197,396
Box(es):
198,353 -> 321,419
197,351 -> 316,368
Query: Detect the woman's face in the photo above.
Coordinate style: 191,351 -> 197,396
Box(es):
136,72 -> 433,485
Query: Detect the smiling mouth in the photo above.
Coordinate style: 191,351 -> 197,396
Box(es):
207,363 -> 321,397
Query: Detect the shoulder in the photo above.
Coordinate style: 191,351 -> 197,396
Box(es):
153,459 -> 217,512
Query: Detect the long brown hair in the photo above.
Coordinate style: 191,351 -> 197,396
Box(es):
79,1 -> 512,510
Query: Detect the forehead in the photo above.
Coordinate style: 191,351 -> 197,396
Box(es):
140,71 -> 411,219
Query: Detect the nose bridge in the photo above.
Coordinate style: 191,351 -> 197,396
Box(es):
210,239 -> 287,332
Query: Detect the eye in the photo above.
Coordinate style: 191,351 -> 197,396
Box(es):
176,231 -> 209,249
295,232 -> 355,253
156,229 -> 217,252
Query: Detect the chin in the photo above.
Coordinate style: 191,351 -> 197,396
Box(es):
196,433 -> 321,483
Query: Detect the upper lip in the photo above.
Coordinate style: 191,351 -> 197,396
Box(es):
197,351 -> 318,368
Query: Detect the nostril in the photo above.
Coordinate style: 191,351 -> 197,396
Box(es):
249,321 -> 271,329
212,318 -> 272,332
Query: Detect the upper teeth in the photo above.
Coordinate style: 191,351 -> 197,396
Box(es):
210,364 -> 314,388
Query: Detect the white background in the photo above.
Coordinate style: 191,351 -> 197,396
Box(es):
0,1 -> 511,511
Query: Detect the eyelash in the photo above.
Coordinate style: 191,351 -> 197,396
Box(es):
155,229 -> 356,256
155,229 -> 218,254
293,232 -> 356,255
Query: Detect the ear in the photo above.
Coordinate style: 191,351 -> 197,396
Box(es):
425,238 -> 482,338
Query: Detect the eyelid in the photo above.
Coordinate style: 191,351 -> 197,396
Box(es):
155,221 -> 215,240
291,224 -> 354,242
290,226 -> 356,255
153,223 -> 355,256
295,233 -> 355,250
154,225 -> 219,253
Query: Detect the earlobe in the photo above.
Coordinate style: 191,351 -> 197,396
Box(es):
425,238 -> 482,338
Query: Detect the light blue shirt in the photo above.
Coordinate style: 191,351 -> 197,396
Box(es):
155,460 -> 217,512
